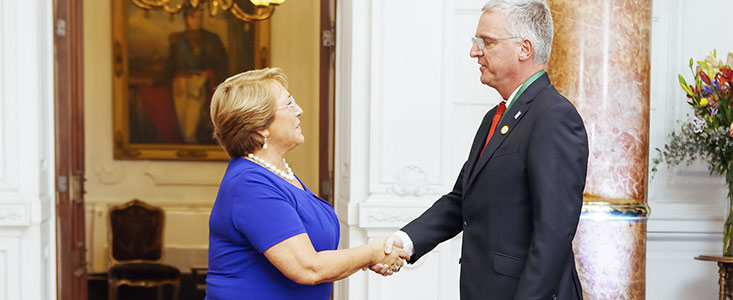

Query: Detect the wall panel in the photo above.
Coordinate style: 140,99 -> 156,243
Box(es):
0,0 -> 18,196
647,233 -> 718,299
0,237 -> 20,300
369,0 -> 445,194
0,0 -> 54,299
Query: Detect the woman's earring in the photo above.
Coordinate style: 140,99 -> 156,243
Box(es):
263,136 -> 268,149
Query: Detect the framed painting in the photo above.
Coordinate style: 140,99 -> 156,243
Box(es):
112,0 -> 270,160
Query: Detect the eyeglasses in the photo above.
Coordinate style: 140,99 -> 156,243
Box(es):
471,36 -> 521,50
276,95 -> 297,111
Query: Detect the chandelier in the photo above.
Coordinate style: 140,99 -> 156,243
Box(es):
131,0 -> 287,22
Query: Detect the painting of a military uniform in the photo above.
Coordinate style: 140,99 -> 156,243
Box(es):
162,8 -> 228,144
114,0 -> 268,160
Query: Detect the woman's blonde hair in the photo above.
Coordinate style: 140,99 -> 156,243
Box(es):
210,67 -> 288,158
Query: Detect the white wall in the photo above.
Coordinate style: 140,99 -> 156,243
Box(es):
646,0 -> 733,299
0,0 -> 55,300
335,0 -> 733,299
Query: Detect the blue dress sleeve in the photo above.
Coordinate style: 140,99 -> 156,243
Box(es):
231,173 -> 306,253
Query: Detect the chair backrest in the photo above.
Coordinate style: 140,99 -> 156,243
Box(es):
108,199 -> 165,264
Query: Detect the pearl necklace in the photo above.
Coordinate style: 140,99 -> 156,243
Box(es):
247,153 -> 296,181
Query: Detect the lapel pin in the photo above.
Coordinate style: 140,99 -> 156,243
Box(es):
500,125 -> 509,135
514,111 -> 522,119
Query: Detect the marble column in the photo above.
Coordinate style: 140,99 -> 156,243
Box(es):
547,0 -> 651,299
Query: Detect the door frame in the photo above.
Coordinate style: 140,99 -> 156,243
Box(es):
54,0 -> 87,299
319,0 -> 336,204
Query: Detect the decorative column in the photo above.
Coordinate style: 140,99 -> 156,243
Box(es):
547,0 -> 651,299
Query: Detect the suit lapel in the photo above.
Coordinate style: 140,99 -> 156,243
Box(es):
463,108 -> 496,188
465,74 -> 551,189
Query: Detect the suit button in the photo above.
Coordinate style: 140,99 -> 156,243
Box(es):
551,294 -> 557,300
463,220 -> 469,226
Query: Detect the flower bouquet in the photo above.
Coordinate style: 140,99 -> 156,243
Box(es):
652,50 -> 733,255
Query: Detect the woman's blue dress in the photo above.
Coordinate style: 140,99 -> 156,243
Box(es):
206,158 -> 340,300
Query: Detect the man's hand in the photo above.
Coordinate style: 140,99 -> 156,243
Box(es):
363,235 -> 408,276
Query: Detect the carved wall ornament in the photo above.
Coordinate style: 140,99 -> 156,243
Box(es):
365,207 -> 417,225
391,165 -> 433,196
359,204 -> 430,229
0,204 -> 28,226
93,162 -> 125,185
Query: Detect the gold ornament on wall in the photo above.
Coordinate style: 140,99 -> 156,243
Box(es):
130,0 -> 287,22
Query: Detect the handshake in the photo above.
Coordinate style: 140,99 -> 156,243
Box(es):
364,235 -> 410,277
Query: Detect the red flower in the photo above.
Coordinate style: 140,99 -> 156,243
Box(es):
687,85 -> 698,99
700,70 -> 712,85
717,67 -> 733,86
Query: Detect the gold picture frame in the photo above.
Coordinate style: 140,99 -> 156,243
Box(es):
112,0 -> 270,160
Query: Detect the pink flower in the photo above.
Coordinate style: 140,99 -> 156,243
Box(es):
721,83 -> 731,99
730,122 -> 733,138
710,99 -> 720,108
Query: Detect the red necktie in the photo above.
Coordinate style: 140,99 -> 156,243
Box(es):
480,101 -> 507,155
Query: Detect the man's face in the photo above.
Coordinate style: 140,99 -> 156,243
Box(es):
470,10 -> 521,92
185,9 -> 203,30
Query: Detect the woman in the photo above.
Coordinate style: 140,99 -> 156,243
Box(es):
206,68 -> 407,300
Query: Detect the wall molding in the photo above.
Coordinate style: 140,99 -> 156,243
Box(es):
357,195 -> 438,224
0,203 -> 29,227
144,163 -> 224,186
359,202 -> 432,228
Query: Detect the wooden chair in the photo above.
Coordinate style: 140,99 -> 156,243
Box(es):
107,199 -> 180,300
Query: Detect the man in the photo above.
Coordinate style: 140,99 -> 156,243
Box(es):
375,1 -> 588,299
163,7 -> 228,144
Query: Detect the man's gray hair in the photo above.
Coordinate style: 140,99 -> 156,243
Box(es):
482,0 -> 554,64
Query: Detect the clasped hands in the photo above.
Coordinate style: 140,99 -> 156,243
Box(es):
364,235 -> 409,277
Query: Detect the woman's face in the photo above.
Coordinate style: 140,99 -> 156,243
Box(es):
266,83 -> 304,153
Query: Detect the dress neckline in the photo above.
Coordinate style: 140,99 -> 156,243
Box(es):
239,157 -> 306,192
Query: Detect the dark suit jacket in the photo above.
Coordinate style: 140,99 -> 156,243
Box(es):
402,73 -> 588,300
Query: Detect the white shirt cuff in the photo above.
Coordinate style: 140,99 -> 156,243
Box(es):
394,230 -> 415,256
